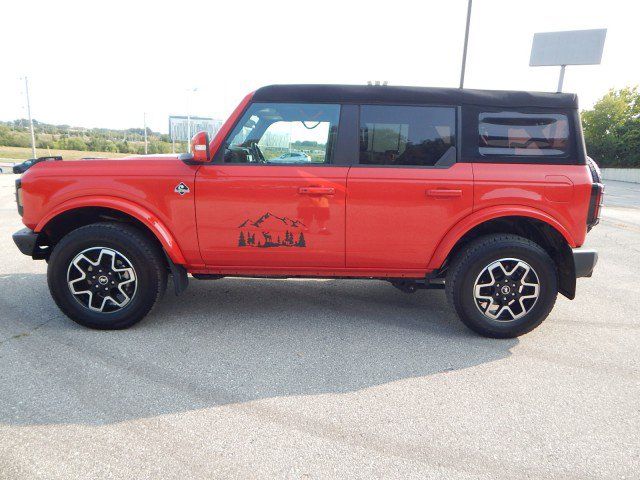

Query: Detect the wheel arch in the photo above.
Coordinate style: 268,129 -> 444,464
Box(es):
35,197 -> 186,265
429,207 -> 578,299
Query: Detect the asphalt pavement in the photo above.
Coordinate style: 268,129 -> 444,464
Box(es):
0,174 -> 638,479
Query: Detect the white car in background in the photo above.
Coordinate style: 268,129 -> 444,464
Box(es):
270,151 -> 312,163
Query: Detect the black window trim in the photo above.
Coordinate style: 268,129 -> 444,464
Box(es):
212,101 -> 344,167
351,103 -> 460,169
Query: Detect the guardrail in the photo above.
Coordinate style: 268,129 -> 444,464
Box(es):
601,168 -> 640,184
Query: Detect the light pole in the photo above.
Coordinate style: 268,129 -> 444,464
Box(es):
459,0 -> 473,89
143,112 -> 148,154
23,77 -> 37,159
186,87 -> 198,152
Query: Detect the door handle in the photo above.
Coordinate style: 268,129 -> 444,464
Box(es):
426,189 -> 463,198
298,186 -> 335,195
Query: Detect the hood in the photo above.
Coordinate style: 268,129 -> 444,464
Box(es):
20,153 -> 187,181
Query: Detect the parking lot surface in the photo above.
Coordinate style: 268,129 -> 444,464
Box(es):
0,174 -> 638,479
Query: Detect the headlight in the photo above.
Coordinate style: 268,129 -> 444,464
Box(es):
15,179 -> 23,217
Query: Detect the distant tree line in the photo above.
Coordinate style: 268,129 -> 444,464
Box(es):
0,119 -> 181,155
582,86 -> 640,168
3,88 -> 638,167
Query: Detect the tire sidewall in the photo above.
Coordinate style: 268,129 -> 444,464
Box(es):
456,243 -> 558,337
48,228 -> 161,329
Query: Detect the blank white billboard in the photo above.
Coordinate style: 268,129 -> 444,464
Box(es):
530,29 -> 607,66
169,116 -> 222,142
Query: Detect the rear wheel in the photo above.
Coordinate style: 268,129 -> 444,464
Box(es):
48,222 -> 167,329
446,234 -> 558,338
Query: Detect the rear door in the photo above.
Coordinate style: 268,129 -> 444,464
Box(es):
195,102 -> 349,269
346,104 -> 473,270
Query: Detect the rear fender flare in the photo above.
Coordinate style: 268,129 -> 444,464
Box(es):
427,205 -> 576,270
35,196 -> 187,265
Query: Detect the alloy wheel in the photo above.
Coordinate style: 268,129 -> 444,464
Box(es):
66,247 -> 137,313
473,257 -> 540,321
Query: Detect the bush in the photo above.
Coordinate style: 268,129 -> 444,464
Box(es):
55,137 -> 88,151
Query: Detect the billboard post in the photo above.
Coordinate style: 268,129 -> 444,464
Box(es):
557,65 -> 566,93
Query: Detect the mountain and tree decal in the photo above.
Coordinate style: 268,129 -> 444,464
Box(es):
238,212 -> 307,248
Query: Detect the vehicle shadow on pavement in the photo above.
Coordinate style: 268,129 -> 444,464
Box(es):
0,274 -> 517,426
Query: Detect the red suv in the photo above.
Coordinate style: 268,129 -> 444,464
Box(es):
12,85 -> 602,337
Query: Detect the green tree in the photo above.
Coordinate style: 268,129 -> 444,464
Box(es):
582,86 -> 640,167
116,141 -> 131,153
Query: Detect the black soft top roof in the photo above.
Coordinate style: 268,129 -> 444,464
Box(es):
252,84 -> 578,109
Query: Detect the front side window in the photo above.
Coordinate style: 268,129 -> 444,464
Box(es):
359,105 -> 456,166
221,103 -> 340,164
478,112 -> 569,157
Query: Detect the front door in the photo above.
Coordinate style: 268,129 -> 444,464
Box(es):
196,102 -> 347,269
346,104 -> 473,271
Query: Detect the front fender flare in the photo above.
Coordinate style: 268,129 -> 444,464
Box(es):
427,205 -> 577,270
35,195 -> 187,265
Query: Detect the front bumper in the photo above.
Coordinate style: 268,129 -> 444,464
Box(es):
13,228 -> 38,256
573,248 -> 598,278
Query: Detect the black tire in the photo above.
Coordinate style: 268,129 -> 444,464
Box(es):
47,222 -> 167,329
445,234 -> 558,338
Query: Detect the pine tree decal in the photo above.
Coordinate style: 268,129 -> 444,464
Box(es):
296,232 -> 306,247
238,231 -> 246,247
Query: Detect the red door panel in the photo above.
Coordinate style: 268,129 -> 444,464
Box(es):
195,165 -> 348,267
346,163 -> 474,270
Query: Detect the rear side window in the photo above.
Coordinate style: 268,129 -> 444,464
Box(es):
478,112 -> 569,157
359,105 -> 456,166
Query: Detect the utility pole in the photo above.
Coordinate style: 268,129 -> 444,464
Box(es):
143,112 -> 148,154
24,77 -> 37,159
459,0 -> 473,89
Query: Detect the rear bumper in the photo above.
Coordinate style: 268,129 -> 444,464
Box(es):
12,228 -> 38,256
573,248 -> 598,278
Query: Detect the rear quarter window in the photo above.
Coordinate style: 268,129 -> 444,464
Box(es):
478,111 -> 569,158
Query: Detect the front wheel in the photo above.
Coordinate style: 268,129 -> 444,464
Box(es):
47,222 -> 167,329
446,234 -> 558,338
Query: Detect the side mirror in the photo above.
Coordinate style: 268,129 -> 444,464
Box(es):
190,131 -> 210,163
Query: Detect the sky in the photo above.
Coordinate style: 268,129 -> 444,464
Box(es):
2,0 -> 639,134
